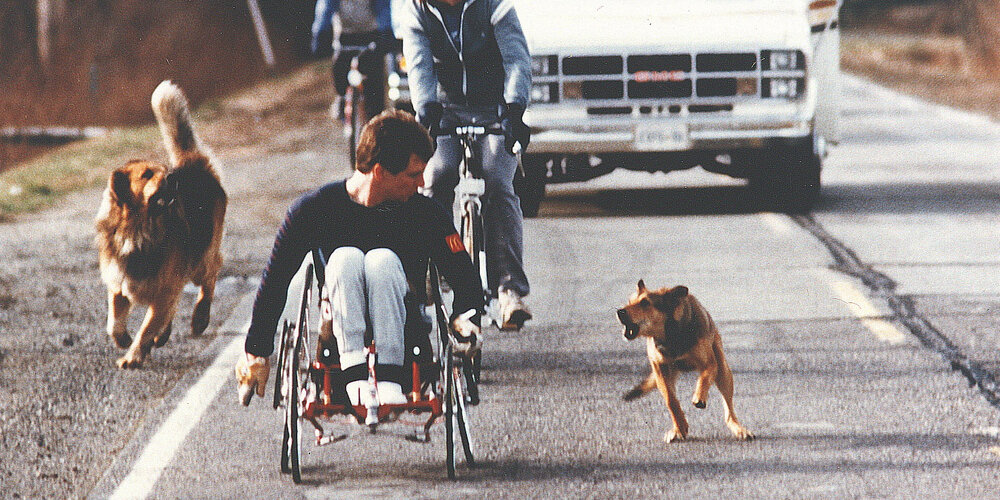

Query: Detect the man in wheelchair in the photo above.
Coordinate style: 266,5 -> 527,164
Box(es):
235,109 -> 484,407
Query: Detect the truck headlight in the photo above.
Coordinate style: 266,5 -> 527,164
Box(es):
763,50 -> 804,70
532,55 -> 557,76
531,83 -> 558,104
763,78 -> 803,98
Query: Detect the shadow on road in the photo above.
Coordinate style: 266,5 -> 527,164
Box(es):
540,185 -> 758,217
536,181 -> 1000,218
816,182 -> 1000,215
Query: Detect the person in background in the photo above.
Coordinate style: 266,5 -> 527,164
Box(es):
311,0 -> 396,119
399,0 -> 533,331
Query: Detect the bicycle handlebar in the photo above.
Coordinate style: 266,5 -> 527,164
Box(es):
432,123 -> 505,138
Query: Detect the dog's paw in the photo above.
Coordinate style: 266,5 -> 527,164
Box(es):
191,302 -> 211,336
116,356 -> 143,369
153,324 -> 173,347
732,427 -> 755,441
663,429 -> 687,443
111,332 -> 133,350
693,399 -> 706,409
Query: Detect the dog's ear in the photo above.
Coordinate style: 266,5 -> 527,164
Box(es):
637,279 -> 647,292
111,170 -> 133,207
670,286 -> 688,299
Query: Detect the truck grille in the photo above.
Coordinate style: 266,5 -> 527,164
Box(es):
540,50 -> 805,115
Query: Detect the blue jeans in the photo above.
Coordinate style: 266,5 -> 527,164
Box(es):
421,106 -> 529,298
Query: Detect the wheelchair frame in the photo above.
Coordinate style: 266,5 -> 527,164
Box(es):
273,249 -> 476,483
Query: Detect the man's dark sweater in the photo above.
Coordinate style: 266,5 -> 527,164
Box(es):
245,180 -> 483,358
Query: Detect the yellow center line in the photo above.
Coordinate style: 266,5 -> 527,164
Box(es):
829,280 -> 906,344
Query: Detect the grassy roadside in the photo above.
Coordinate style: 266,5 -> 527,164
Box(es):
0,62 -> 333,221
0,127 -> 160,219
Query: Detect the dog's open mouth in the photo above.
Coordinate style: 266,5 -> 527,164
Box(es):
617,309 -> 640,340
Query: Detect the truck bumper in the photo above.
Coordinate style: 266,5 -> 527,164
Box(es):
524,103 -> 814,154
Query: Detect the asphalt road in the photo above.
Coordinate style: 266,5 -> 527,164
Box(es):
75,74 -> 1000,497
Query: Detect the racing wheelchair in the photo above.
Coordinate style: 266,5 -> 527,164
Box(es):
272,249 -> 477,483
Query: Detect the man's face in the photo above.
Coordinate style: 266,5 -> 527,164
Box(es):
378,154 -> 427,203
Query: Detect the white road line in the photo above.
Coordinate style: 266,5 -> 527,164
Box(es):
828,280 -> 906,344
110,292 -> 255,500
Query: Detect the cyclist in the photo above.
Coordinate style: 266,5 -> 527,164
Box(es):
311,0 -> 397,120
399,0 -> 533,330
235,110 -> 483,407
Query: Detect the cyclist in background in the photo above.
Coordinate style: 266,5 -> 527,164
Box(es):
311,0 -> 397,120
399,0 -> 533,331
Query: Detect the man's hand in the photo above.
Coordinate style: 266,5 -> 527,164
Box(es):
451,309 -> 482,357
235,352 -> 270,406
418,102 -> 444,138
501,102 -> 530,154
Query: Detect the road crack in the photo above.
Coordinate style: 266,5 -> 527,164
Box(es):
791,214 -> 1000,408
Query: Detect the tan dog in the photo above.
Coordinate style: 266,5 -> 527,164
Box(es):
617,280 -> 753,443
95,80 -> 226,368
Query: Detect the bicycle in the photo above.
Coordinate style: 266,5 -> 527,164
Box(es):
272,249 -> 476,483
338,42 -> 391,168
431,122 -> 520,403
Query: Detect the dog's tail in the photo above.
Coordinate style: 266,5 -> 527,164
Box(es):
623,373 -> 657,401
151,80 -> 213,170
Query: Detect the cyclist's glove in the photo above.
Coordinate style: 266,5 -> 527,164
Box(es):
501,102 -> 530,154
418,102 -> 444,137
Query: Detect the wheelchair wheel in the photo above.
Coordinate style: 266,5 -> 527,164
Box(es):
281,331 -> 302,484
281,263 -> 314,484
273,320 -> 289,409
444,340 -> 457,479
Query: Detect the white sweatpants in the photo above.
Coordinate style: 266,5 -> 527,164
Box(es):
324,247 -> 407,371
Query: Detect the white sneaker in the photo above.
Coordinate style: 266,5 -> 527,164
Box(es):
499,290 -> 532,331
377,381 -> 408,405
346,379 -> 373,406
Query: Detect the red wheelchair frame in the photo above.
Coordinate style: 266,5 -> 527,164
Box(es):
273,249 -> 476,483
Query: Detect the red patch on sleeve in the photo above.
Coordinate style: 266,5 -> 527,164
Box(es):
446,233 -> 465,253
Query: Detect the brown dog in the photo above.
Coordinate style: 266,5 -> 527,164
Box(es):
617,280 -> 753,443
95,80 -> 226,368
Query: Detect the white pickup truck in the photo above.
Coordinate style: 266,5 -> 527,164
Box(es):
513,0 -> 842,215
389,0 -> 841,215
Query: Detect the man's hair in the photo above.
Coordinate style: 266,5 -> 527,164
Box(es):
355,109 -> 435,174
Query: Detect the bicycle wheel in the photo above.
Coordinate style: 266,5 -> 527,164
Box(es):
349,86 -> 365,170
459,202 -> 484,404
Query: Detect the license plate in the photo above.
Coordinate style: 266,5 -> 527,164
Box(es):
634,123 -> 690,151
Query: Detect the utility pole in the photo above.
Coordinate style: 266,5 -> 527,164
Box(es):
36,0 -> 50,68
246,0 -> 276,68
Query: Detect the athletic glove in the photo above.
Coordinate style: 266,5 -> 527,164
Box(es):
235,352 -> 270,406
500,102 -> 530,154
451,309 -> 482,357
418,102 -> 444,138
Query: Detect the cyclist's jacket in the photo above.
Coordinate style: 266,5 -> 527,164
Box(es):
312,0 -> 393,53
245,180 -> 483,358
400,0 -> 531,116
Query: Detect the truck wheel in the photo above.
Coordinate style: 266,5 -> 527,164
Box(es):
749,138 -> 821,214
515,155 -> 547,218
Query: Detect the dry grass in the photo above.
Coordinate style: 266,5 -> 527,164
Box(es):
0,62 -> 333,219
